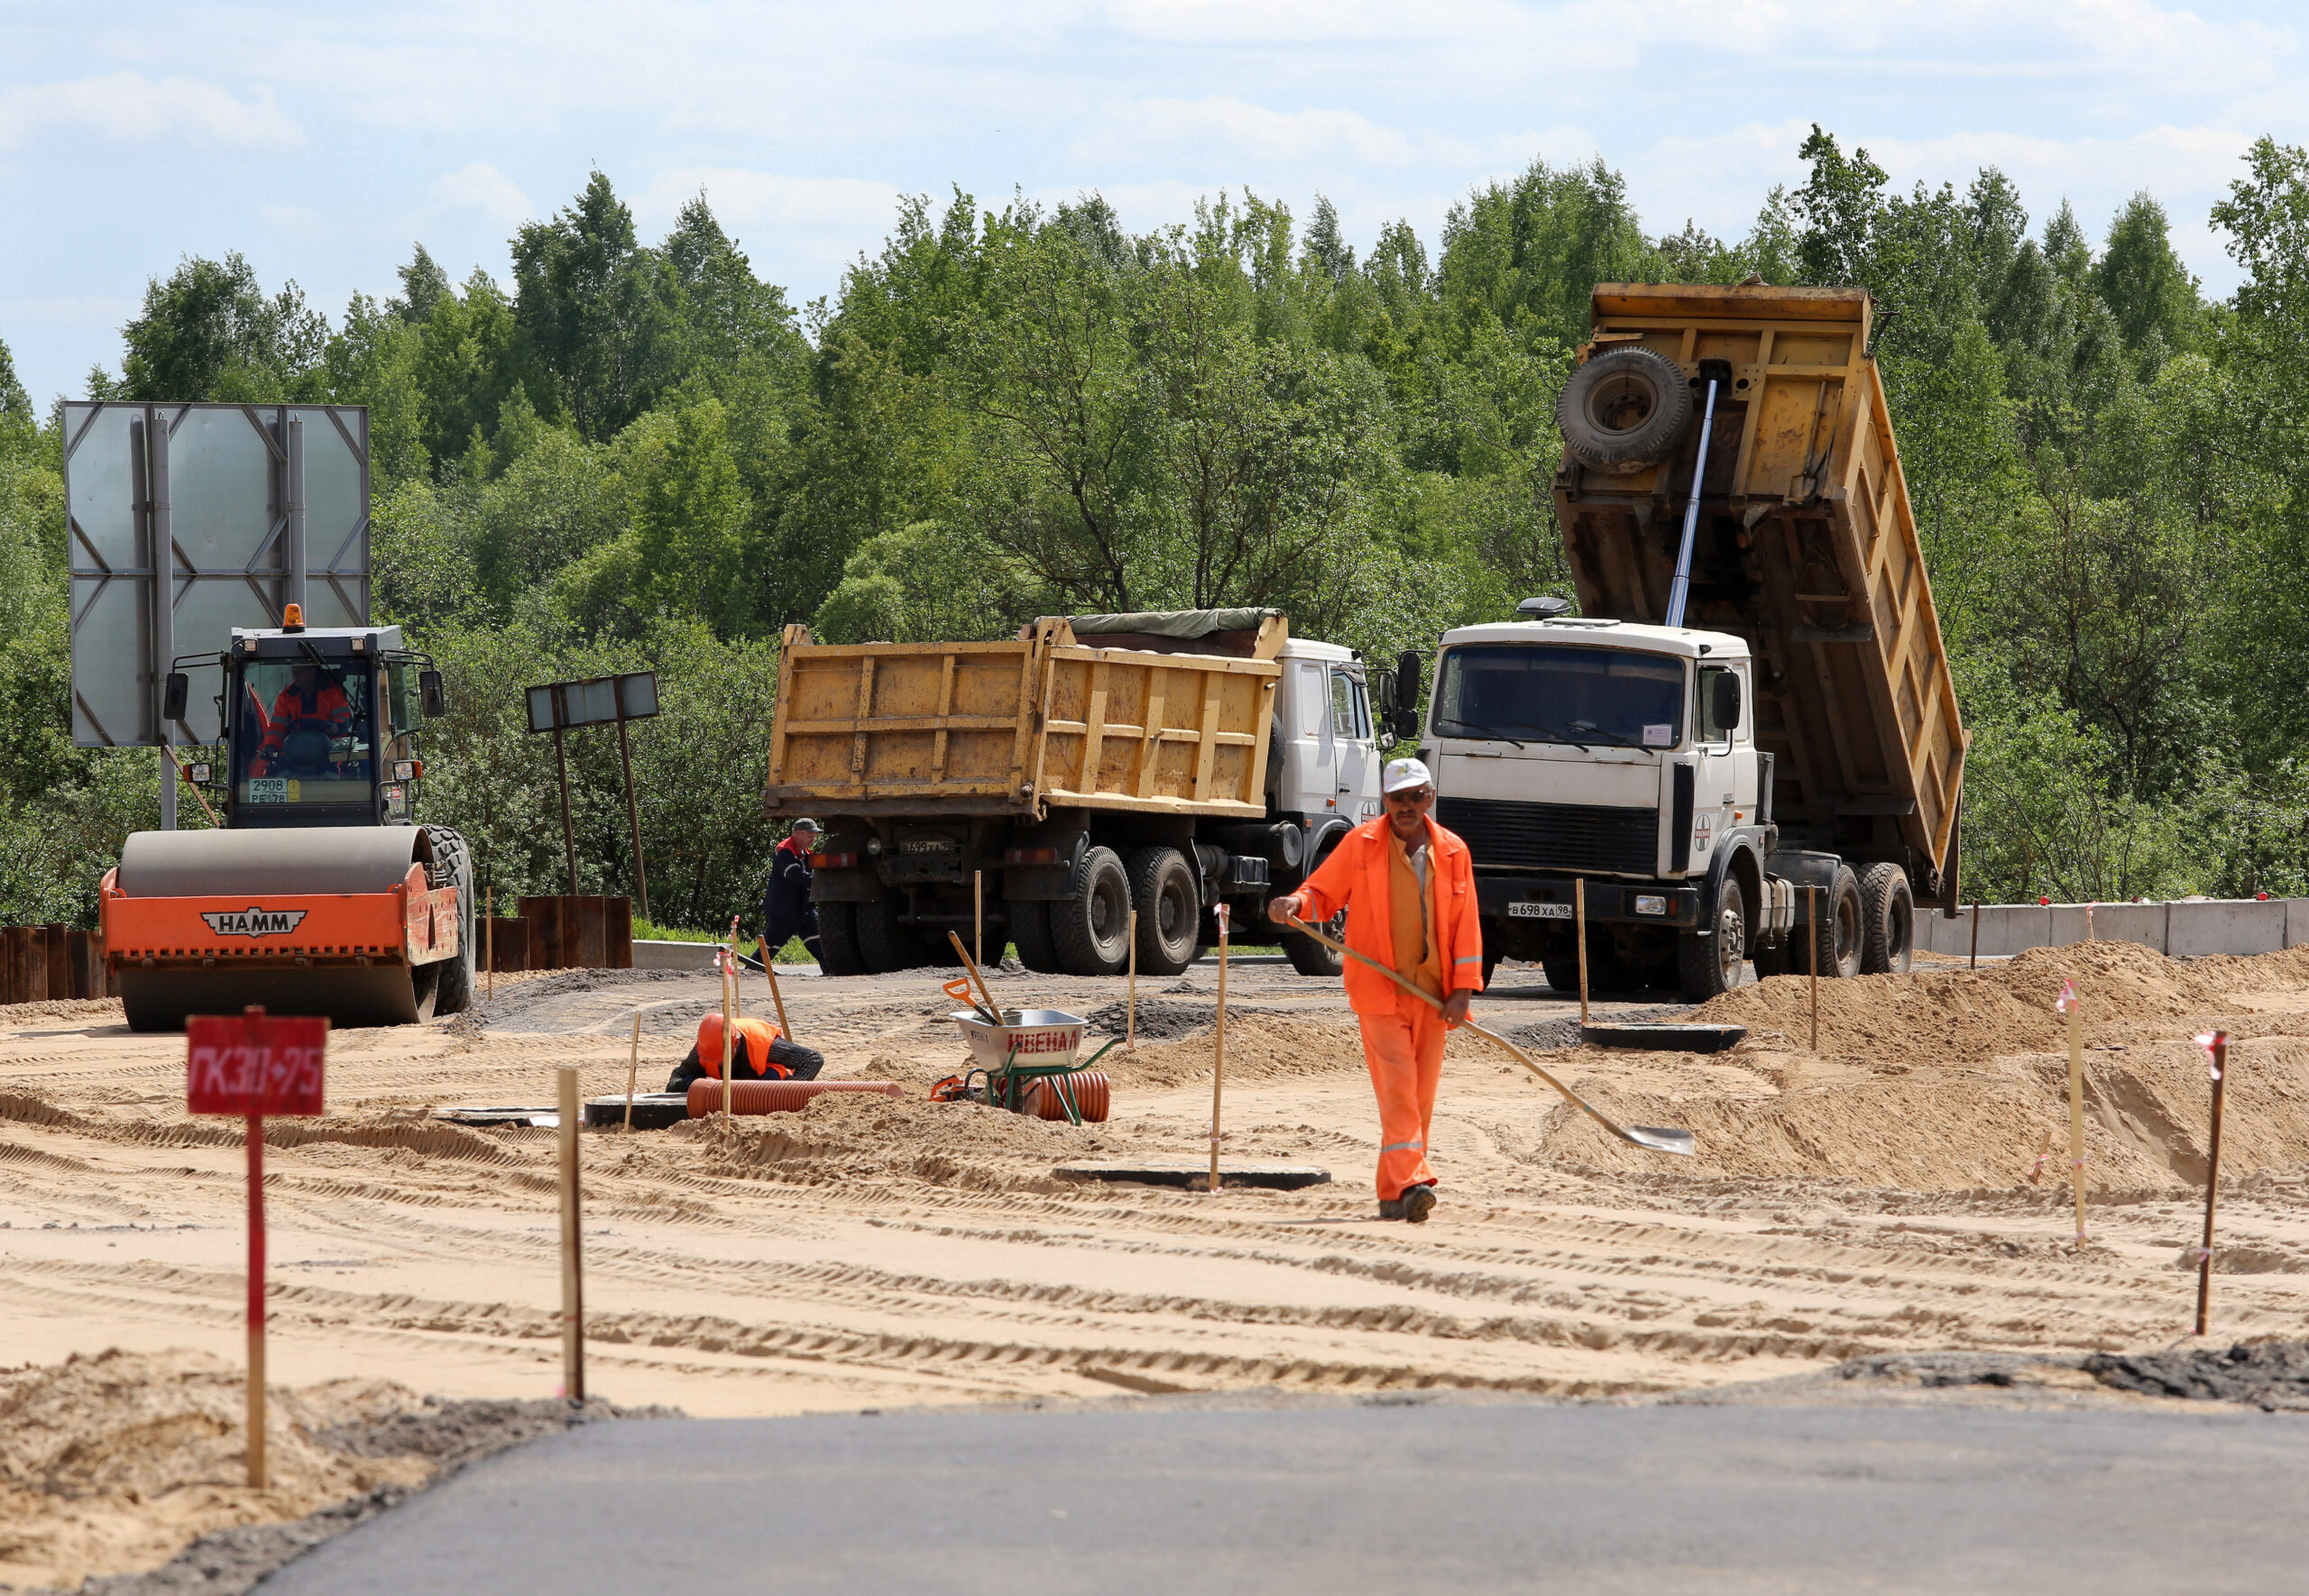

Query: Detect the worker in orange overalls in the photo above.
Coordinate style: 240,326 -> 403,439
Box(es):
664,1011 -> 823,1092
1269,757 -> 1482,1223
259,662 -> 354,774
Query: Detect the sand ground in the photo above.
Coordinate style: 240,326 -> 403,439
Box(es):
5,939 -> 2309,1586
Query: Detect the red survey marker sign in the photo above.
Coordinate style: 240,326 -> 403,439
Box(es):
184,1005 -> 327,1491
187,1009 -> 327,1116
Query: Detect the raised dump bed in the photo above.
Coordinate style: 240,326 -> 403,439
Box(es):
1551,283 -> 1966,903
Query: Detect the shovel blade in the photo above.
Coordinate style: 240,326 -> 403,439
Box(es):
1624,1125 -> 1697,1157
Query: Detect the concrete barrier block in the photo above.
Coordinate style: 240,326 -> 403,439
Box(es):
2051,903 -> 2167,953
2288,900 -> 2309,949
1973,904 -> 2051,956
2168,900 -> 2287,959
633,939 -> 718,971
1918,906 -> 1971,956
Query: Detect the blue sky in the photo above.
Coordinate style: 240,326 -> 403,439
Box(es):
3,0 -> 2302,404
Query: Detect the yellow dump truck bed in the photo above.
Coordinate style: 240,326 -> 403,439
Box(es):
765,615 -> 1284,820
1552,283 -> 1966,897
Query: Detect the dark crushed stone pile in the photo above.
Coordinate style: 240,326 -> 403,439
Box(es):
2084,1341 -> 2309,1410
1080,999 -> 1281,1041
1503,1004 -> 1693,1052
78,1396 -> 679,1595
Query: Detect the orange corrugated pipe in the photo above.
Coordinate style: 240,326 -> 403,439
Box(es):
1021,1071 -> 1109,1124
685,1079 -> 906,1118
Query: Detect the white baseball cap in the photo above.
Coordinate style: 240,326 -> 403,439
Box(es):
1381,757 -> 1433,794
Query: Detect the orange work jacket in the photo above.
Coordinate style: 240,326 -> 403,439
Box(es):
695,1014 -> 789,1078
1294,813 -> 1485,1019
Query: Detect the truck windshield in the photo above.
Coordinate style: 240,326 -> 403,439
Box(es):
234,659 -> 375,807
1432,644 -> 1685,749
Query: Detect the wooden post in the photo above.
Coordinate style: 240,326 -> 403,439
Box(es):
551,718 -> 578,897
615,714 -> 649,924
485,882 -> 495,1001
721,953 -> 736,1126
623,1013 -> 640,1133
2196,1032 -> 2230,1336
557,1066 -> 585,1403
1208,904 -> 1231,1193
975,870 -> 984,970
761,940 -> 793,1040
1574,878 -> 1589,1028
2063,981 -> 2086,1247
1808,885 -> 1820,1051
1126,909 -> 1138,1052
1969,899 -> 1980,972
245,1112 -> 266,1489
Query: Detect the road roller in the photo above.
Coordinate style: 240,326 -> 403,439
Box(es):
98,605 -> 475,1032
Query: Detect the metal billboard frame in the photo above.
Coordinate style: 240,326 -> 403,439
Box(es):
63,402 -> 371,762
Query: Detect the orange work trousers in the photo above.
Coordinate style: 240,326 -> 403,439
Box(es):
1357,1001 -> 1447,1200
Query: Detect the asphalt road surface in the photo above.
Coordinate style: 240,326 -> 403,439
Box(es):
260,1399 -> 2309,1595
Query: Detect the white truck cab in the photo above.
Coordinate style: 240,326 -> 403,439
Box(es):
1424,612 -> 1796,999
1274,637 -> 1382,829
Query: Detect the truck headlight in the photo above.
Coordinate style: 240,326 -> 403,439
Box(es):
1634,894 -> 1668,915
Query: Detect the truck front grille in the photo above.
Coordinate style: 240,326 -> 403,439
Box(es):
1437,796 -> 1658,876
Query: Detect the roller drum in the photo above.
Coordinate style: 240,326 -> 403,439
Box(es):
115,828 -> 422,898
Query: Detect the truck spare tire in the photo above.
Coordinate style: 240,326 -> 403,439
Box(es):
1558,346 -> 1693,474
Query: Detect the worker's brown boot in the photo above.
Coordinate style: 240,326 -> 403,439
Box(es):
1401,1185 -> 1437,1224
1376,1197 -> 1405,1220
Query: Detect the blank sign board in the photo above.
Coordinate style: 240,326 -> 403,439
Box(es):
526,672 -> 659,734
63,403 -> 370,748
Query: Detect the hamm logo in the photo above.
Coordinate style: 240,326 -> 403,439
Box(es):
201,907 -> 309,938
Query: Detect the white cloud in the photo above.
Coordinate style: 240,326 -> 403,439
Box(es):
638,169 -> 905,234
1072,96 -> 1545,171
432,162 -> 534,229
0,72 -> 299,151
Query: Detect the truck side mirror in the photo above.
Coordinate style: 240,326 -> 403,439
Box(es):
1712,672 -> 1743,731
1373,669 -> 1397,717
1392,707 -> 1421,741
161,672 -> 189,722
419,669 -> 448,718
1396,650 -> 1422,698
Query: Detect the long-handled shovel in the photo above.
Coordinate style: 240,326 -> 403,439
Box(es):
1283,915 -> 1695,1157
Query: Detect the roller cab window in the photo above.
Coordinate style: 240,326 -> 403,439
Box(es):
235,659 -> 377,808
1432,644 -> 1685,749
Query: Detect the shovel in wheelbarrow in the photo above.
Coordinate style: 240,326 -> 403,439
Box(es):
1283,915 -> 1696,1157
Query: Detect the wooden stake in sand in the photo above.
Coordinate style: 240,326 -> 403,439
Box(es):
720,931 -> 737,1127
1126,909 -> 1138,1052
485,881 -> 495,1001
1808,885 -> 1820,1051
186,1008 -> 326,1490
1574,877 -> 1589,1026
760,939 -> 793,1041
1969,899 -> 1980,972
2059,979 -> 2086,1245
1208,903 -> 1231,1193
557,1065 -> 585,1403
2195,1031 -> 2231,1335
623,1012 -> 641,1132
975,870 -> 985,969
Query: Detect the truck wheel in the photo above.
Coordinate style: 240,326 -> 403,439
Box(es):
423,825 -> 476,1017
1859,863 -> 1914,975
1678,877 -> 1747,1001
816,901 -> 868,976
1281,913 -> 1345,977
1007,898 -> 1061,973
1051,847 -> 1132,976
1541,956 -> 1581,995
1125,848 -> 1199,976
1558,347 -> 1694,475
1798,867 -> 1865,978
855,890 -> 920,974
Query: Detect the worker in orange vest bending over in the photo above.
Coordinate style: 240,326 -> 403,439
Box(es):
665,1012 -> 823,1092
1269,757 -> 1483,1223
